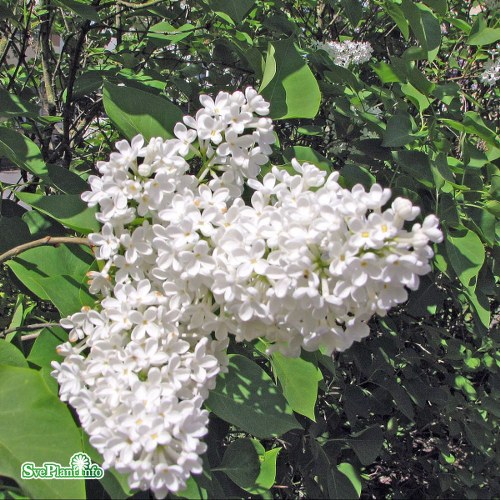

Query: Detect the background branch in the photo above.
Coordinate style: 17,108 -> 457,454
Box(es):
0,236 -> 91,264
0,322 -> 61,338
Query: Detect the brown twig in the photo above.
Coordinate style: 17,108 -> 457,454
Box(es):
0,19 -> 19,69
39,0 -> 57,115
0,236 -> 91,264
21,332 -> 43,341
115,0 -> 165,8
1,322 -> 61,338
6,2 -> 34,92
61,22 -> 92,165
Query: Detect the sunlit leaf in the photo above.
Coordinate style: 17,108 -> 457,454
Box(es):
206,355 -> 301,438
0,366 -> 85,499
260,40 -> 321,119
103,82 -> 183,141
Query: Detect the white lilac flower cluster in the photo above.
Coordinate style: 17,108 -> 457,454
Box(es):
313,40 -> 373,67
480,56 -> 500,85
52,88 -> 442,498
51,88 -> 273,498
211,161 -> 442,355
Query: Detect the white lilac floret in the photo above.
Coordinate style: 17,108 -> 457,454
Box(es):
480,57 -> 500,85
52,88 -> 442,498
313,40 -> 373,67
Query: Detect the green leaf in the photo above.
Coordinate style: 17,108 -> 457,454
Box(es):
325,66 -> 361,90
393,150 -> 434,187
382,113 -> 415,147
9,273 -> 94,317
0,365 -> 85,499
283,146 -> 332,172
401,82 -> 433,112
466,204 -> 495,247
311,440 -> 359,499
341,0 -> 363,27
0,131 -> 87,193
422,0 -> 448,16
248,446 -> 281,495
5,244 -> 96,314
481,397 -> 500,419
466,289 -> 490,331
401,0 -> 441,61
420,12 -> 441,60
440,115 -> 497,146
484,200 -> 500,218
27,327 -> 66,369
349,425 -> 385,466
53,0 -> 99,21
271,351 -> 323,420
206,355 -> 301,438
0,340 -> 28,368
183,455 -> 226,499
380,376 -> 415,420
384,1 -> 410,40
408,66 -> 436,95
228,38 -> 265,77
297,125 -> 324,136
148,22 -> 195,45
462,112 -> 498,145
103,82 -> 183,141
15,192 -> 99,234
46,164 -> 89,195
454,375 -> 477,398
206,0 -> 255,23
217,438 -> 261,490
446,17 -> 471,34
343,386 -> 369,421
218,428 -> 281,495
337,463 -> 362,498
115,69 -> 167,92
433,82 -> 460,105
6,244 -> 94,291
468,18 -> 500,46
372,61 -> 403,83
71,70 -> 103,98
6,295 -> 26,338
23,214 -> 60,245
211,10 -> 235,25
263,13 -> 299,36
445,229 -> 485,291
465,422 -> 490,452
340,163 -> 376,189
407,276 -> 445,317
0,89 -> 39,118
175,476 -> 208,500
0,127 -> 48,181
0,4 -> 19,26
260,40 -> 321,119
39,275 -> 95,316
0,217 -> 32,253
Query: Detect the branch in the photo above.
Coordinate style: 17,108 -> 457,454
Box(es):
39,1 -> 57,114
21,332 -> 43,341
0,20 -> 18,69
62,22 -> 92,165
0,322 -> 61,338
6,3 -> 34,92
116,0 -> 165,8
0,236 -> 91,264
